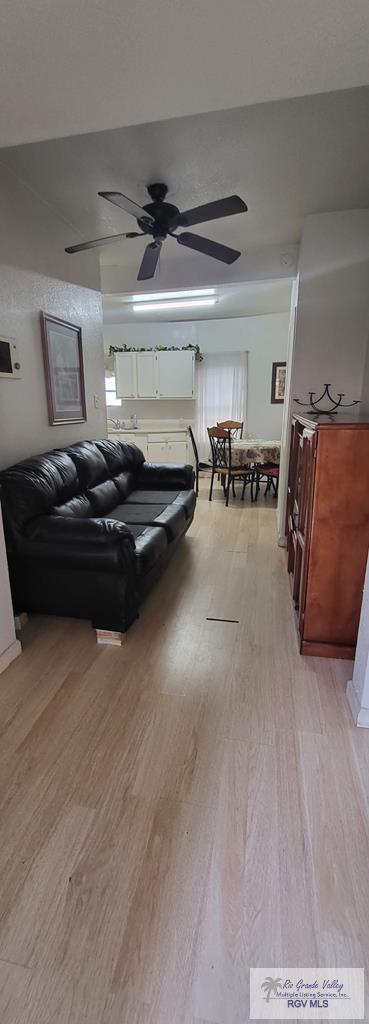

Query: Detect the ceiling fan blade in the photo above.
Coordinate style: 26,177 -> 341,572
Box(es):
65,232 -> 140,254
174,195 -> 247,228
98,191 -> 155,224
137,241 -> 162,281
176,231 -> 241,264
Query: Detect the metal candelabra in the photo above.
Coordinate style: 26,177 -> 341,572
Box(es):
294,383 -> 360,416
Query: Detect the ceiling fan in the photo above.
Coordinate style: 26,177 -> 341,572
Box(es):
65,183 -> 247,281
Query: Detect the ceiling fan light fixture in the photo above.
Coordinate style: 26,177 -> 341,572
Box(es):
132,298 -> 217,312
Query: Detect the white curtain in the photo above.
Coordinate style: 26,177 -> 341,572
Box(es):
195,351 -> 248,460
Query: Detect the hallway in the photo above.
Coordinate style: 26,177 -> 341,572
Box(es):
0,481 -> 367,1024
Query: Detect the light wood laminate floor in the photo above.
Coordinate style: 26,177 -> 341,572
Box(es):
0,479 -> 368,1024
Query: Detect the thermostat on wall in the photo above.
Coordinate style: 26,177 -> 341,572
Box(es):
0,337 -> 22,379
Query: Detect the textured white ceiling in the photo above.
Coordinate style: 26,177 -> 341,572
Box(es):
0,0 -> 369,147
2,85 -> 368,289
102,279 -> 293,323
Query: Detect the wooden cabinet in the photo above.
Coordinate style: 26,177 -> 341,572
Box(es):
286,413 -> 369,658
115,350 -> 195,400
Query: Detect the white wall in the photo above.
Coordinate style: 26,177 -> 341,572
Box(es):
104,312 -> 289,439
292,210 -> 369,408
0,161 -> 106,469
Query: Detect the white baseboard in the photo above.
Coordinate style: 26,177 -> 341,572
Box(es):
0,638 -> 22,675
346,679 -> 369,728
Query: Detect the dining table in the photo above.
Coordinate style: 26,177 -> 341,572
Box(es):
230,438 -> 281,467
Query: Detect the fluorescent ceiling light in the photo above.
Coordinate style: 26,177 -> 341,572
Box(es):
131,288 -> 216,302
133,298 -> 217,312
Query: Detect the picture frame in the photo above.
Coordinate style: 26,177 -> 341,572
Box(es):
271,361 -> 286,404
40,312 -> 86,425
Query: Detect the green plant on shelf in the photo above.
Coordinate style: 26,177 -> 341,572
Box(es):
109,343 -> 203,362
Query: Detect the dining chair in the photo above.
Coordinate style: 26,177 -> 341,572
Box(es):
207,427 -> 252,507
217,420 -> 246,495
253,463 -> 280,501
217,419 -> 244,439
187,425 -> 199,496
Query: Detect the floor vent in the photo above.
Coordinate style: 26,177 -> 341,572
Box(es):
206,617 -> 239,624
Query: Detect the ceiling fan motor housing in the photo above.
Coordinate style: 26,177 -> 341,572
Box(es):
138,182 -> 180,238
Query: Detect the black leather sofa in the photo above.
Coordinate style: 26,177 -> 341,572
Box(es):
0,439 -> 196,636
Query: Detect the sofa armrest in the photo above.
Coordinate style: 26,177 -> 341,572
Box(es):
136,462 -> 195,490
22,515 -> 135,574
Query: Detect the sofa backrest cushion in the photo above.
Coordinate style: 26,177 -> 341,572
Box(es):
94,439 -> 145,504
51,495 -> 94,518
95,438 -> 145,472
94,438 -> 127,473
65,441 -> 109,488
0,450 -> 79,532
87,479 -> 120,515
114,471 -> 135,500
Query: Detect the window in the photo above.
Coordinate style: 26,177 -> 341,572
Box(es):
105,374 -> 121,407
195,352 -> 248,460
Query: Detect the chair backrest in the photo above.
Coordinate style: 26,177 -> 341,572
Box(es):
188,425 -> 199,495
207,426 -> 231,470
188,425 -> 199,466
217,419 -> 243,439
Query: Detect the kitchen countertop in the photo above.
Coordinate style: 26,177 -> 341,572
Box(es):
108,421 -> 190,435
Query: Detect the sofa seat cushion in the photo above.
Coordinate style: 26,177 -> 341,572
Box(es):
108,502 -> 167,523
125,488 -> 181,504
125,488 -> 195,520
103,502 -> 187,541
126,524 -> 168,576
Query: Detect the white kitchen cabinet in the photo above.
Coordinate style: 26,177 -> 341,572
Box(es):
136,352 -> 158,398
115,352 -> 137,399
107,427 -> 190,465
115,350 -> 195,400
147,432 -> 188,464
157,350 -> 195,399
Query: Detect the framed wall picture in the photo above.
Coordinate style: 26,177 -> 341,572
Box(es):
271,361 -> 286,404
40,312 -> 86,425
